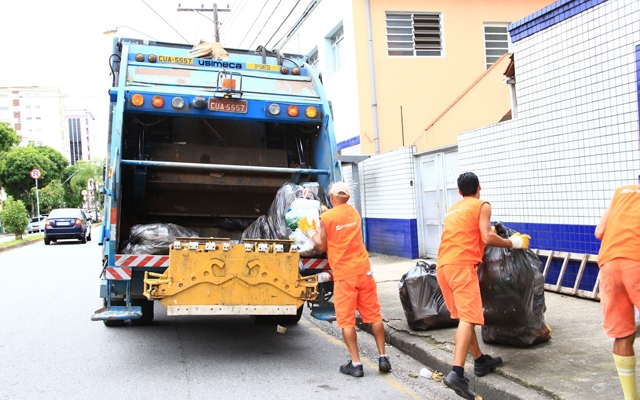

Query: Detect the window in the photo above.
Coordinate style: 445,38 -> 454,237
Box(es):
330,26 -> 344,72
484,24 -> 511,69
386,12 -> 442,56
308,49 -> 319,71
26,105 -> 31,109
35,117 -> 41,120
35,105 -> 40,109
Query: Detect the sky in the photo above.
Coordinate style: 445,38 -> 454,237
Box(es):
0,0 -> 311,158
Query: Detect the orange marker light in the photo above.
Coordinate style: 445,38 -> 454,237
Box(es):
287,105 -> 299,117
222,78 -> 236,90
135,53 -> 144,62
292,67 -> 300,75
151,95 -> 164,108
305,106 -> 317,118
131,94 -> 144,107
280,66 -> 289,74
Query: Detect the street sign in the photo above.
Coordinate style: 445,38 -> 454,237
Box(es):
30,168 -> 42,180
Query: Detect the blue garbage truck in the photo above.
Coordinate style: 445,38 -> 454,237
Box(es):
92,38 -> 340,326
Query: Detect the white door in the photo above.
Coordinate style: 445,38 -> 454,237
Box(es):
415,151 -> 460,258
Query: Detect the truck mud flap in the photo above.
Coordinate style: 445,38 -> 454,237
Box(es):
91,306 -> 142,321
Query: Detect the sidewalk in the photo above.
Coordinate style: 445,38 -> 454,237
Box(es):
366,253 -> 623,400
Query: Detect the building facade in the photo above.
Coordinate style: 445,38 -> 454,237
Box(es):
65,109 -> 95,165
0,87 -> 69,158
279,0 -> 554,156
459,0 -> 639,287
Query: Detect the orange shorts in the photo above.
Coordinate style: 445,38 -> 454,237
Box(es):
436,264 -> 484,325
599,258 -> 640,338
334,270 -> 382,328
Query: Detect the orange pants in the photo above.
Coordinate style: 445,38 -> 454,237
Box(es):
436,264 -> 484,325
599,258 -> 640,338
334,270 -> 382,328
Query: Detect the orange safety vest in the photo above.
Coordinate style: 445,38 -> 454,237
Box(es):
320,203 -> 370,280
437,197 -> 488,268
598,185 -> 640,267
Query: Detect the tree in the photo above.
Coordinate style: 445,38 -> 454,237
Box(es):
0,196 -> 29,239
69,159 -> 104,211
0,122 -> 19,154
0,145 -> 69,206
34,180 -> 65,214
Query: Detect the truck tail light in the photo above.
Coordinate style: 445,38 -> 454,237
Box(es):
305,106 -> 317,118
131,94 -> 144,107
287,105 -> 299,117
151,95 -> 164,108
172,97 -> 185,109
268,104 -> 280,115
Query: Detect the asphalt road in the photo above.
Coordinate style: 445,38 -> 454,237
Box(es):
0,240 -> 458,400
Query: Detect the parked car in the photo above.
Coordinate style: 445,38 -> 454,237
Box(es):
27,215 -> 47,234
44,208 -> 92,245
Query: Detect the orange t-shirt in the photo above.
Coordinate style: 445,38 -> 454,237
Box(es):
437,197 -> 488,268
320,203 -> 370,280
598,185 -> 640,267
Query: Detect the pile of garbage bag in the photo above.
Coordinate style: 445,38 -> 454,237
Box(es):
479,222 -> 551,347
398,261 -> 458,331
121,223 -> 199,255
242,182 -> 329,257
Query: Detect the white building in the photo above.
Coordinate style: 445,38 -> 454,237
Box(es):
0,87 -> 69,158
66,109 -> 95,165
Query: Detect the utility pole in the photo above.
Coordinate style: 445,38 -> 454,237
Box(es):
177,3 -> 231,43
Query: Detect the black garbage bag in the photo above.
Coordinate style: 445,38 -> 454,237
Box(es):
398,261 -> 458,331
479,222 -> 551,346
121,223 -> 200,255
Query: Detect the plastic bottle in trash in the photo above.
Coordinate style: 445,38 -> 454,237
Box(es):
317,272 -> 332,283
420,367 -> 432,378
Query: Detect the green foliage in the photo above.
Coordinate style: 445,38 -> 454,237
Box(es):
0,145 -> 69,203
34,180 -> 65,214
0,196 -> 29,238
67,159 -> 104,210
0,122 -> 20,154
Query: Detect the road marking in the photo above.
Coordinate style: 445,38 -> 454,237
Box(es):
306,324 -> 421,400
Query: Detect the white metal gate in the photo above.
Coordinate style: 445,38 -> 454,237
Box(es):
415,150 -> 460,258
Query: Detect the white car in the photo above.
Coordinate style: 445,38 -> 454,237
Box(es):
27,215 -> 47,233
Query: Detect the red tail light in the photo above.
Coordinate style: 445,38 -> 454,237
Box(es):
75,219 -> 82,226
45,219 -> 51,227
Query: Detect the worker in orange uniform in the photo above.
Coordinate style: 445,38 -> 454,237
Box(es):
437,172 -> 530,400
299,181 -> 391,377
595,183 -> 640,400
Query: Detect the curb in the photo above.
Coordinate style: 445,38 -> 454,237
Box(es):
358,321 -> 555,400
0,237 -> 43,253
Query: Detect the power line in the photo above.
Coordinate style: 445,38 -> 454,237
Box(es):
221,0 -> 249,36
140,0 -> 190,44
238,0 -> 271,48
264,0 -> 302,49
273,0 -> 318,50
248,0 -> 285,49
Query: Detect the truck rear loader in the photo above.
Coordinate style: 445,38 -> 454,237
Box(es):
92,38 -> 340,326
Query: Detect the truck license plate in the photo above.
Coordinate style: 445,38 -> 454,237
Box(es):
208,98 -> 248,113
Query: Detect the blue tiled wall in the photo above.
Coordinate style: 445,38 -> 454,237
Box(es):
363,218 -> 418,259
500,221 -> 601,289
508,0 -> 608,42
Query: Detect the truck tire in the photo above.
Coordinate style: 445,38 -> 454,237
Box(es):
104,319 -> 126,327
130,299 -> 155,326
276,306 -> 304,326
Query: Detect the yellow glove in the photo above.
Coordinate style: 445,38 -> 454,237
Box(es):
509,232 -> 531,249
297,218 -> 318,237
